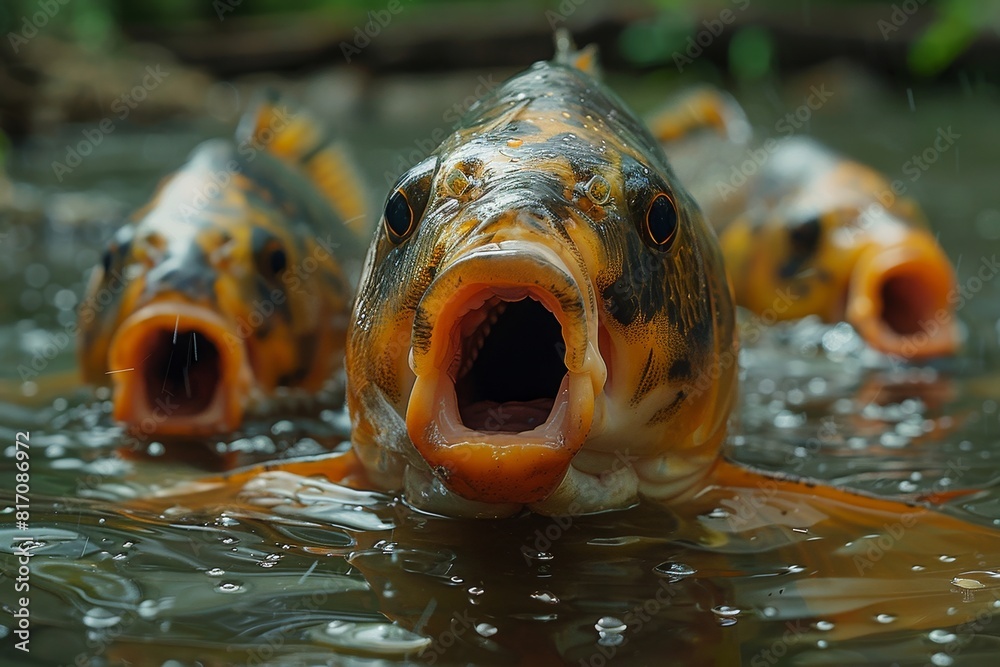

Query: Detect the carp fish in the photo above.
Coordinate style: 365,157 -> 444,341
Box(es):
143,39 -> 1000,649
649,87 -> 959,359
346,35 -> 738,517
78,95 -> 367,436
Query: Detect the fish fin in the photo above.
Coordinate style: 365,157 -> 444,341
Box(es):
236,92 -> 369,235
553,28 -> 601,77
131,450 -> 367,507
647,86 -> 752,145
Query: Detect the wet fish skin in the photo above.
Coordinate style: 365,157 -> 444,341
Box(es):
346,37 -> 737,517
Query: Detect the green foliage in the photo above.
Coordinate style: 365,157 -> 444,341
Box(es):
728,26 -> 773,81
909,0 -> 998,75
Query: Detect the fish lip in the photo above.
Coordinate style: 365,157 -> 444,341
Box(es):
107,301 -> 253,436
405,240 -> 606,505
846,235 -> 960,359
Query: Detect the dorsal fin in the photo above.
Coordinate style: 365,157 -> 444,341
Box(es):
236,92 -> 368,234
553,29 -> 601,78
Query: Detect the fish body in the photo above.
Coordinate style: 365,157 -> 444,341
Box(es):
346,37 -> 737,517
652,88 -> 959,359
78,97 -> 367,436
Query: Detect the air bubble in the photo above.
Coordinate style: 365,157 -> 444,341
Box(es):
654,562 -> 696,579
595,617 -> 626,633
82,608 -> 122,629
929,629 -> 957,644
216,581 -> 244,594
476,623 -> 497,637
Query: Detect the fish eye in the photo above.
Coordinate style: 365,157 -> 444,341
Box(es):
269,246 -> 287,274
253,232 -> 288,281
789,215 -> 822,256
643,193 -> 679,251
384,155 -> 436,245
384,188 -> 416,244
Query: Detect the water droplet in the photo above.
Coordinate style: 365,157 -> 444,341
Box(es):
707,508 -> 730,519
654,562 -> 696,579
83,608 -> 122,629
531,591 -> 559,604
930,652 -> 954,666
899,480 -> 918,493
147,442 -> 165,457
814,620 -> 834,631
205,567 -> 226,577
476,623 -> 497,637
929,629 -> 957,644
468,586 -> 485,596
912,565 -> 926,572
712,605 -> 741,618
595,616 -> 626,633
939,555 -> 957,563
816,639 -> 828,649
952,577 -> 985,590
216,581 -> 244,594
761,606 -> 778,618
875,613 -> 896,624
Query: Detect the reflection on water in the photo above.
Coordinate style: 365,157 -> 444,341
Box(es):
4,318 -> 1000,665
3,81 -> 1000,665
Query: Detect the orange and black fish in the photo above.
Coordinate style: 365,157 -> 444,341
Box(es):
151,37 -> 1000,647
77,95 -> 367,436
649,87 -> 959,359
346,36 -> 738,517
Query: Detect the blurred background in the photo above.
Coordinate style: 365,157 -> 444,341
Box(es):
1,0 -> 999,364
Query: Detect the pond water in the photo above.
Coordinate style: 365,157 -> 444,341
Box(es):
2,71 -> 1000,665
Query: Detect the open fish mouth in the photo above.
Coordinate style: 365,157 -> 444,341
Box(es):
406,240 -> 606,505
846,234 -> 959,359
107,302 -> 253,436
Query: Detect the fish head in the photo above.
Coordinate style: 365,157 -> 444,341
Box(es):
348,61 -> 736,517
721,150 -> 958,359
78,139 -> 355,436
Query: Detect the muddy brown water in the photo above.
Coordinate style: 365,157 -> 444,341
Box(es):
2,71 -> 1000,665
